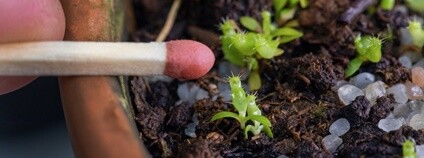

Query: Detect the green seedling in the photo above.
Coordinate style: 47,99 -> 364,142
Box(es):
408,19 -> 424,48
402,139 -> 417,158
379,0 -> 395,10
273,0 -> 308,24
345,35 -> 383,78
210,76 -> 273,139
406,0 -> 424,14
220,11 -> 302,90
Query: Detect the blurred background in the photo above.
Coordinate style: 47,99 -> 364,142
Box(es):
0,77 -> 73,158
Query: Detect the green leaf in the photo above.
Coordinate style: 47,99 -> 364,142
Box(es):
229,76 -> 247,116
246,57 -> 259,70
379,0 -> 395,10
272,27 -> 303,37
262,125 -> 274,138
354,35 -> 366,55
289,0 -> 299,6
273,27 -> 303,43
221,36 -> 245,66
245,115 -> 272,127
402,139 -> 417,158
244,125 -> 257,139
299,0 -> 308,8
284,20 -> 300,27
246,95 -> 261,116
240,16 -> 261,32
273,0 -> 288,13
262,11 -> 272,35
354,35 -> 382,63
406,0 -> 424,14
210,111 -> 240,122
278,7 -> 296,23
255,35 -> 278,59
248,71 -> 261,90
274,48 -> 284,56
408,20 -> 424,48
345,57 -> 364,78
273,27 -> 302,37
220,20 -> 237,36
363,39 -> 382,63
220,20 -> 246,66
233,33 -> 257,56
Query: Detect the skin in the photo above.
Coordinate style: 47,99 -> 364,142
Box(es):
0,0 -> 65,95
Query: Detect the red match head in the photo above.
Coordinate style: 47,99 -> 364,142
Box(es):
165,40 -> 215,80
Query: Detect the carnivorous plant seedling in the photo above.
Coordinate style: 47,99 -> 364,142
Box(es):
406,0 -> 424,14
379,0 -> 395,10
220,11 -> 302,90
402,139 -> 417,158
345,35 -> 383,78
210,76 -> 273,139
408,19 -> 424,48
273,0 -> 308,24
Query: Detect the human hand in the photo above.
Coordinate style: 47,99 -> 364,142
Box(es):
0,0 -> 65,95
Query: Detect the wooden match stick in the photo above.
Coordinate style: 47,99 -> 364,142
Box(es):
0,40 -> 215,79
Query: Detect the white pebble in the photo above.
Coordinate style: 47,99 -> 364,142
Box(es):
400,28 -> 413,46
378,117 -> 405,132
408,100 -> 424,112
416,145 -> 424,158
192,114 -> 199,125
409,114 -> 424,130
393,103 -> 412,118
218,89 -> 232,102
331,80 -> 349,92
196,88 -> 209,100
399,55 -> 412,69
322,134 -> 343,153
405,82 -> 424,100
350,72 -> 375,89
217,82 -> 230,92
414,58 -> 424,68
184,115 -> 199,137
184,123 -> 197,138
387,83 -> 408,104
406,110 -> 421,126
177,82 -> 200,104
404,52 -> 423,63
364,81 -> 386,105
329,118 -> 350,136
338,85 -> 364,105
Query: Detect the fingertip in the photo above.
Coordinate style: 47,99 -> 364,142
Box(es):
0,77 -> 37,95
0,0 -> 64,94
0,0 -> 65,43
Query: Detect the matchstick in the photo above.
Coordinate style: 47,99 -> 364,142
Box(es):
0,40 -> 215,79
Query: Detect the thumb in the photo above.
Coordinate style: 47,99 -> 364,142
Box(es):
0,0 -> 65,95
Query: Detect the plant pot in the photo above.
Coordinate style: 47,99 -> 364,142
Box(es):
58,0 -> 424,157
128,0 -> 424,157
58,0 -> 148,157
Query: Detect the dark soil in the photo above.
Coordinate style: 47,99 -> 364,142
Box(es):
130,0 -> 424,157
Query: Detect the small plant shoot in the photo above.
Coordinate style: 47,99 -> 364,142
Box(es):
210,76 -> 273,139
273,0 -> 308,24
379,0 -> 395,10
406,0 -> 424,14
220,11 -> 303,90
408,19 -> 424,48
345,35 -> 383,78
402,139 -> 417,158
